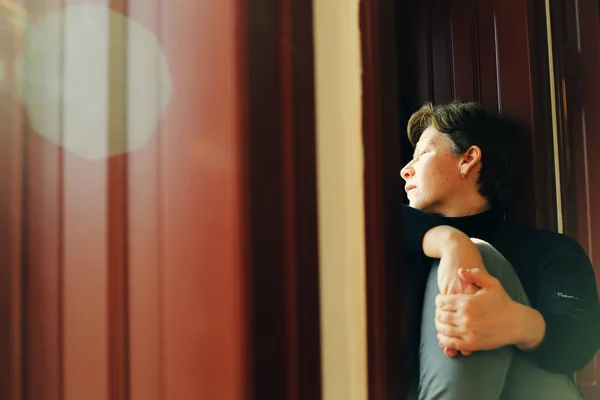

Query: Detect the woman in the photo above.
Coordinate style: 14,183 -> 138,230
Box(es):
400,101 -> 600,399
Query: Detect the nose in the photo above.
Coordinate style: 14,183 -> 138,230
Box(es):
400,161 -> 414,181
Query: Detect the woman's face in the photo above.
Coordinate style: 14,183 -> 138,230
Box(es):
400,126 -> 465,215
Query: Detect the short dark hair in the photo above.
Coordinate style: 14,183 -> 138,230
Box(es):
406,101 -> 524,205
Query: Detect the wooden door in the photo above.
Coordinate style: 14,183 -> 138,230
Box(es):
549,0 -> 600,397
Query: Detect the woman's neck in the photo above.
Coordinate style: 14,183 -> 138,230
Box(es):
434,195 -> 491,218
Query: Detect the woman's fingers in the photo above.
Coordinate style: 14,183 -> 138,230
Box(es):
435,293 -> 468,311
434,319 -> 462,337
437,333 -> 468,351
435,309 -> 459,326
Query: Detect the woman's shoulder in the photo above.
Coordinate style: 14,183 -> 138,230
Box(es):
500,220 -> 588,258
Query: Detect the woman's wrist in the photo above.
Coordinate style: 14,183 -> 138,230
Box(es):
512,301 -> 546,350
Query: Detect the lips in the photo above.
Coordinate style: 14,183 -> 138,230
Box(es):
405,185 -> 416,193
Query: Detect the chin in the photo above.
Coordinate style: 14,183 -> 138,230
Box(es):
409,199 -> 435,213
408,200 -> 426,211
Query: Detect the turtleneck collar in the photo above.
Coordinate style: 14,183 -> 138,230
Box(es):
435,206 -> 506,239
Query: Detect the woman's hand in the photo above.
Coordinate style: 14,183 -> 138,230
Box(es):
434,268 -> 535,353
436,254 -> 480,357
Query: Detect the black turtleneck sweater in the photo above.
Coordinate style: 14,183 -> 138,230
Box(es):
401,204 -> 600,375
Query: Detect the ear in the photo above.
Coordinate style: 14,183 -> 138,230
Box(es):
459,145 -> 482,178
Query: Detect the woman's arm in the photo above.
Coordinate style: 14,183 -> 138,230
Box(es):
422,225 -> 484,295
401,204 -> 482,267
519,237 -> 600,374
422,225 -> 487,357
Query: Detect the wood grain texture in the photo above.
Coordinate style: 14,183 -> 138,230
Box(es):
549,0 -> 600,396
11,2 -> 321,399
243,0 -> 322,398
0,40 -> 26,400
361,0 -> 405,398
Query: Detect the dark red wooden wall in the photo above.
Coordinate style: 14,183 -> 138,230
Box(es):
0,1 -> 321,400
550,0 -> 600,397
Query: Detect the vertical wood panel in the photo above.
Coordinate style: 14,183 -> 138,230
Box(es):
62,160 -> 109,400
412,0 -> 434,105
158,1 -> 248,399
125,1 -> 162,399
127,126 -> 161,399
281,0 -> 301,396
24,134 -> 63,400
493,0 -> 539,226
475,0 -> 499,110
552,0 -> 580,240
361,0 -> 404,398
20,2 -> 66,400
60,1 -> 110,398
572,0 -> 600,275
450,0 -> 477,101
527,0 -> 558,232
287,1 -> 322,398
431,0 -> 454,103
8,104 -> 24,400
550,0 -> 600,396
0,29 -> 25,400
12,2 -> 320,399
243,0 -> 322,398
107,1 -> 130,400
243,0 -> 288,396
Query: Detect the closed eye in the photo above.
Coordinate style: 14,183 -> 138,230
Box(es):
413,149 -> 428,159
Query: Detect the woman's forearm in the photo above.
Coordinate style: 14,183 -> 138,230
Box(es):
422,225 -> 473,259
423,225 -> 486,296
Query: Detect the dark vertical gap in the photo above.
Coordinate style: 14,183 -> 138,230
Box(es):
530,0 -> 559,231
380,0 -> 404,395
427,13 -> 436,102
449,3 -> 456,100
244,0 -> 322,397
598,0 -> 600,37
397,0 -> 417,171
362,0 -> 404,398
107,1 -> 130,399
289,0 -> 322,398
244,1 -> 287,399
234,0 -> 253,396
472,0 -> 482,103
492,8 -> 502,111
279,0 -> 299,398
360,1 -> 386,397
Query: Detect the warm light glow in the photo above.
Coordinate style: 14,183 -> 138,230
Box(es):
14,3 -> 173,159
